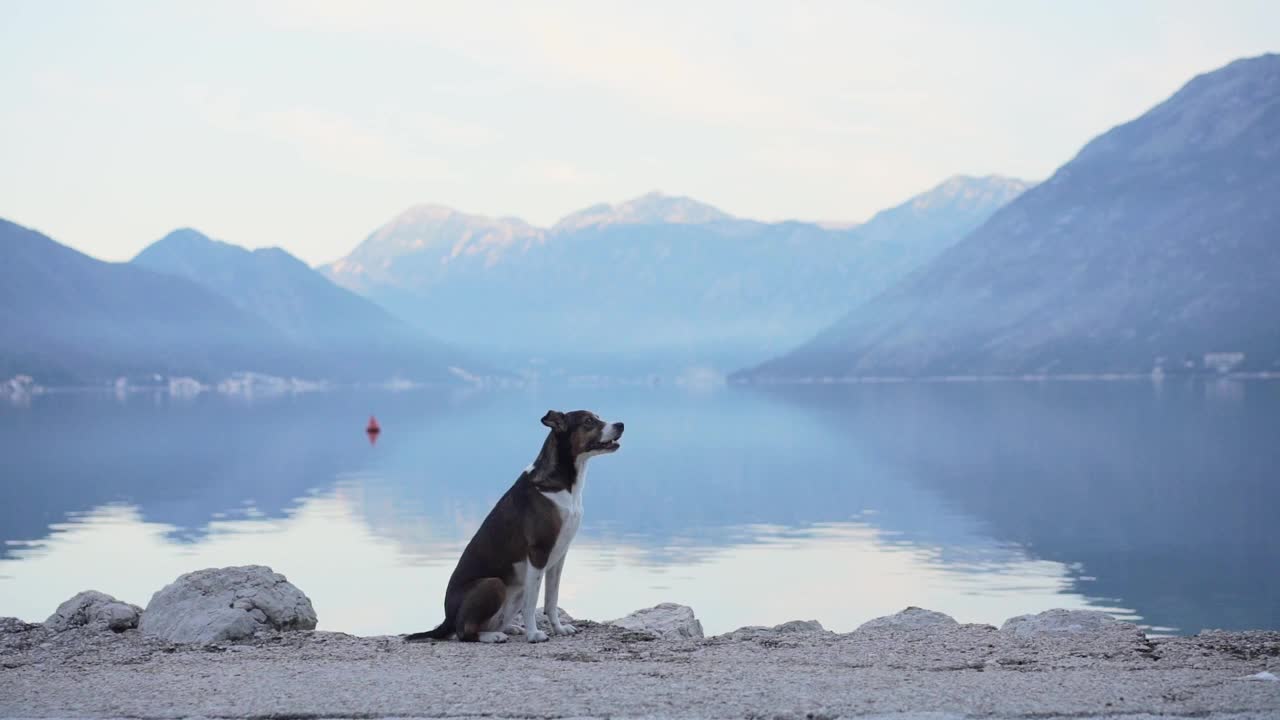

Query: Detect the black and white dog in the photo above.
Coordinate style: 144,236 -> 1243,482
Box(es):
405,409 -> 624,643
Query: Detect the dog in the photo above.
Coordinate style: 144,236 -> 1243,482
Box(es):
405,409 -> 624,643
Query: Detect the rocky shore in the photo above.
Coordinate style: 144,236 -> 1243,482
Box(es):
2,566 -> 1278,719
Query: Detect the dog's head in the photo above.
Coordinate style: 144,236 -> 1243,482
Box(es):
541,409 -> 624,460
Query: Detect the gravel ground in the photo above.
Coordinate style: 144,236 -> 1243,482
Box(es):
2,617 -> 1278,719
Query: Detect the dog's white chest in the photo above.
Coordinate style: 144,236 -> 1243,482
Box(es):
541,485 -> 584,565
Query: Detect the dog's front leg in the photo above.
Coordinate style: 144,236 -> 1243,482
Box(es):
544,557 -> 576,635
522,562 -> 549,643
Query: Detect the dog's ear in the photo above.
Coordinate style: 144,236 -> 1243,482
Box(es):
541,410 -> 567,432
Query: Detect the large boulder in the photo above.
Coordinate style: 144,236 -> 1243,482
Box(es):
45,590 -> 141,633
1001,609 -> 1132,638
999,609 -> 1151,659
140,566 -> 317,644
856,606 -> 958,632
607,603 -> 703,640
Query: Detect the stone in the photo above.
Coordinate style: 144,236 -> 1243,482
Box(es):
0,617 -> 41,634
140,566 -> 317,644
607,603 -> 703,640
3,623 -> 1280,718
1001,609 -> 1132,638
856,606 -> 958,632
999,609 -> 1153,661
720,619 -> 827,641
773,619 -> 824,633
45,591 -> 141,633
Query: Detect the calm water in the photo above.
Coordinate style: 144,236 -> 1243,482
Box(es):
1,380 -> 1277,636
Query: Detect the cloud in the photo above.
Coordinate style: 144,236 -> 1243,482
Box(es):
15,0 -> 1279,244
182,86 -> 457,182
509,161 -> 603,186
368,108 -> 503,150
248,1 -> 863,133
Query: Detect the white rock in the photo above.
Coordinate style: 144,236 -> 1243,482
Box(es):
1247,671 -> 1278,682
607,603 -> 703,640
45,591 -> 141,633
1001,609 -> 1131,638
140,566 -> 316,644
856,607 -> 958,632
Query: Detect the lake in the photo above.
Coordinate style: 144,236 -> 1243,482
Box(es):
2,379 -> 1277,636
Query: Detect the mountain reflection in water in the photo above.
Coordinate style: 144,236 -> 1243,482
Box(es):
1,380 -> 1275,635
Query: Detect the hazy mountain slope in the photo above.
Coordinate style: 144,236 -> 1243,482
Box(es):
853,175 -> 1031,260
0,219 -> 293,384
322,181 -> 1029,370
738,54 -> 1280,380
133,229 -> 479,382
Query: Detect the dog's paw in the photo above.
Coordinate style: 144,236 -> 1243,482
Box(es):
552,623 -> 577,636
477,631 -> 508,644
502,623 -> 525,635
526,629 -> 549,643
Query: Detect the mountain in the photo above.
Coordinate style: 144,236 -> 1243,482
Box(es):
323,205 -> 545,295
0,219 -> 488,386
551,191 -> 734,232
132,228 -> 477,382
853,175 -> 1031,250
321,180 -> 1029,374
738,54 -> 1280,381
0,219 -> 292,384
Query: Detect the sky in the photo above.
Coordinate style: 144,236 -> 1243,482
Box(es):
2,1 -> 1277,266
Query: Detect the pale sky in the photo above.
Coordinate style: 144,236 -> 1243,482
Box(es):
2,1 -> 1276,266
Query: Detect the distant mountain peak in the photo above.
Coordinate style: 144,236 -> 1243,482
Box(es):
323,203 -> 545,281
910,175 -> 1035,211
833,174 -> 1034,238
380,203 -> 539,231
388,203 -> 459,223
161,226 -> 210,239
134,228 -> 309,274
154,227 -> 218,247
553,191 -> 733,231
382,204 -> 469,228
134,227 -> 237,263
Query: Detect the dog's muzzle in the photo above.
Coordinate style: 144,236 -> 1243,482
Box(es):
591,421 -> 624,452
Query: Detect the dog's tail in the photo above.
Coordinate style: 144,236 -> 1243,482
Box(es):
404,618 -> 452,642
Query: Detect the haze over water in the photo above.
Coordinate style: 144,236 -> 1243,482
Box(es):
2,380 -> 1275,636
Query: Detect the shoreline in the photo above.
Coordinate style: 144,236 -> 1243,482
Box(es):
7,369 -> 1280,398
3,602 -> 1278,719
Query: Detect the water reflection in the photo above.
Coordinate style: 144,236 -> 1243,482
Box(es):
755,379 -> 1280,633
0,491 -> 1099,636
1,381 -> 1276,635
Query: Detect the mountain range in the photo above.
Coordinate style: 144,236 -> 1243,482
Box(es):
3,174 -> 1025,386
0,221 -> 483,386
737,53 -> 1280,381
322,176 -> 1030,374
10,54 -> 1273,386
